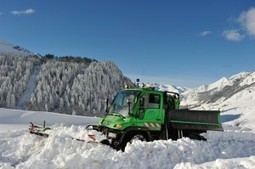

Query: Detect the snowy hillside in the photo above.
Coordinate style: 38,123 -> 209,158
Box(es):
0,54 -> 133,117
0,41 -> 35,57
181,72 -> 255,132
0,108 -> 255,169
181,72 -> 255,106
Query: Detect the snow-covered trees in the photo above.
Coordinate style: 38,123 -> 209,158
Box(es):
0,54 -> 132,116
29,60 -> 132,116
29,60 -> 88,113
69,61 -> 132,116
0,55 -> 39,108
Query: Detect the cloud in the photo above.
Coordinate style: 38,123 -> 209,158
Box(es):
200,31 -> 212,36
222,29 -> 245,42
238,7 -> 255,38
11,9 -> 35,15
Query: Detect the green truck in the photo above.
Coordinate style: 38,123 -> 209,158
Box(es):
29,86 -> 223,150
91,86 -> 223,150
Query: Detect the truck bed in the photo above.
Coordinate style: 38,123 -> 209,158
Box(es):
168,109 -> 223,131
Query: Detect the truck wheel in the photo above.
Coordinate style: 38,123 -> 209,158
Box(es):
100,139 -> 110,146
130,134 -> 147,143
121,133 -> 147,151
188,133 -> 206,141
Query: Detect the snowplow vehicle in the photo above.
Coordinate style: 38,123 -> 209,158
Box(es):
90,86 -> 223,150
29,86 -> 223,151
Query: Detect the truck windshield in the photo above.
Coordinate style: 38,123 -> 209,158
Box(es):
109,90 -> 140,117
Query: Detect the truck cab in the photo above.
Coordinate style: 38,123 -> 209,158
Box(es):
98,87 -> 181,150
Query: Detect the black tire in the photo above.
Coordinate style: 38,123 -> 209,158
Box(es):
188,133 -> 206,141
100,139 -> 110,146
121,133 -> 147,151
129,134 -> 147,143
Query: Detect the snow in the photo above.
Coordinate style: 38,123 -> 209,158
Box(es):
181,71 -> 255,133
193,83 -> 255,133
207,77 -> 230,91
0,108 -> 100,131
0,108 -> 255,169
0,41 -> 35,57
158,84 -> 188,94
145,83 -> 188,94
239,72 -> 255,86
16,65 -> 41,109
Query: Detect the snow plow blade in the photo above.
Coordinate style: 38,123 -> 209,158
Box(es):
29,121 -> 51,137
28,122 -> 110,146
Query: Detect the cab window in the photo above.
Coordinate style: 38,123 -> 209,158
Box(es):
143,93 -> 160,109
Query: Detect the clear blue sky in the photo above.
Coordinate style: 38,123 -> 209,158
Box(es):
1,0 -> 255,87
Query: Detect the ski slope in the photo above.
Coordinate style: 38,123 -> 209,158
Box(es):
0,108 -> 255,169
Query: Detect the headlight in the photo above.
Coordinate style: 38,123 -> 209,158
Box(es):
115,124 -> 122,129
108,132 -> 117,138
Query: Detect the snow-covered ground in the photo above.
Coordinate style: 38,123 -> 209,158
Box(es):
0,108 -> 99,132
0,108 -> 255,169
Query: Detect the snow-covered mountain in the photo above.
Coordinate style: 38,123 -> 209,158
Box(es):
0,55 -> 132,117
182,72 -> 255,106
0,41 -> 133,117
157,84 -> 188,94
144,83 -> 189,94
181,71 -> 255,131
0,40 -> 35,56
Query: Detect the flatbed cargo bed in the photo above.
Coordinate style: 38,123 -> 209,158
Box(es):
168,109 -> 223,131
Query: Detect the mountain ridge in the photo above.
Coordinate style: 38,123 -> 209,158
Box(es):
0,40 -> 35,56
180,71 -> 255,131
0,41 -> 133,117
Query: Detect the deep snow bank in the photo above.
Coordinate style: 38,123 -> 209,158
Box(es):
1,126 -> 255,169
1,108 -> 255,169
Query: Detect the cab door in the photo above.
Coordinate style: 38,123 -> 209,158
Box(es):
136,93 -> 163,130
